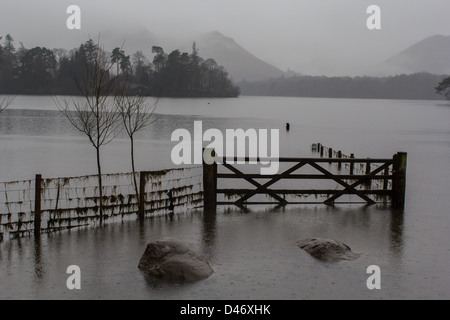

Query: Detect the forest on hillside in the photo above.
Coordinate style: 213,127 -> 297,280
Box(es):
0,34 -> 240,97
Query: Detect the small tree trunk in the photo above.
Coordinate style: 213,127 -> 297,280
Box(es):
96,146 -> 104,222
131,136 -> 139,201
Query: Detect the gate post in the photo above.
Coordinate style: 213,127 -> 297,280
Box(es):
202,148 -> 217,212
392,152 -> 407,210
34,174 -> 42,238
139,171 -> 147,220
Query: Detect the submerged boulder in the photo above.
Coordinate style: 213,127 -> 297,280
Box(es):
297,238 -> 360,262
138,237 -> 214,283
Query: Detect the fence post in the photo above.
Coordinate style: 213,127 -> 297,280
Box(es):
202,148 -> 217,212
328,148 -> 333,164
337,151 -> 342,170
365,159 -> 371,189
320,144 -> 324,157
383,167 -> 389,190
34,174 -> 42,238
349,153 -> 355,175
392,152 -> 407,210
139,171 -> 147,220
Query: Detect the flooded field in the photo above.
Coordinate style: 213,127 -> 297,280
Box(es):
1,96 -> 450,299
0,204 -> 417,300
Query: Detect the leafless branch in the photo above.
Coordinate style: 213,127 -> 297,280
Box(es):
114,78 -> 159,199
53,42 -> 122,150
114,81 -> 159,139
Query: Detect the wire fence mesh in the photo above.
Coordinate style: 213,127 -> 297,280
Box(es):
0,166 -> 203,239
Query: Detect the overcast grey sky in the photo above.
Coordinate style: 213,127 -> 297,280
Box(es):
1,0 -> 450,76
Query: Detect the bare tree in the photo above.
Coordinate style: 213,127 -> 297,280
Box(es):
53,39 -> 121,221
115,81 -> 158,208
0,96 -> 15,113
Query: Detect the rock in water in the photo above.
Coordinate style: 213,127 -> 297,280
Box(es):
138,238 -> 214,282
297,238 -> 360,262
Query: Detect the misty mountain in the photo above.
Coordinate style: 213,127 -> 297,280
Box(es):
368,35 -> 450,76
82,28 -> 285,82
104,29 -> 287,82
185,31 -> 285,82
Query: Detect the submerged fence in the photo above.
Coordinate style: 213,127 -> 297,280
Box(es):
203,145 -> 407,210
0,143 -> 408,241
0,166 -> 203,240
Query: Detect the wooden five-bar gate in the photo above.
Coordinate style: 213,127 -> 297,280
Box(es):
203,148 -> 407,211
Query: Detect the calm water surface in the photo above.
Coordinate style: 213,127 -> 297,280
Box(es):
0,95 -> 449,299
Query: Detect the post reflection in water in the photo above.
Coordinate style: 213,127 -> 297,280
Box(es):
138,219 -> 147,246
33,237 -> 45,280
201,209 -> 217,258
389,208 -> 405,261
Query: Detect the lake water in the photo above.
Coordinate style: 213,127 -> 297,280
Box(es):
1,95 -> 450,299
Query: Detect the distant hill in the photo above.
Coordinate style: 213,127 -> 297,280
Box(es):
368,35 -> 450,76
82,29 -> 286,82
187,31 -> 285,82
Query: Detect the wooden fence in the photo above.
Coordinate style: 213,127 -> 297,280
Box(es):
0,145 -> 408,241
203,146 -> 407,211
0,166 -> 203,240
